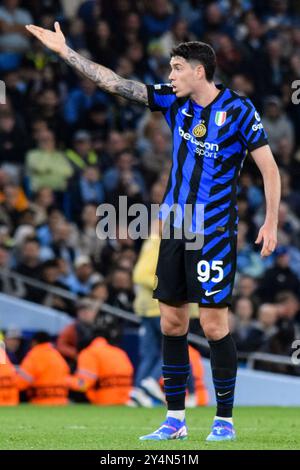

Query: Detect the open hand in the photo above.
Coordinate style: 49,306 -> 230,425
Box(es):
26,22 -> 67,57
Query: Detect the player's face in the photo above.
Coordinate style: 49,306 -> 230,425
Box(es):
169,56 -> 203,97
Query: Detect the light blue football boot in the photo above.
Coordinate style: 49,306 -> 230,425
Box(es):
206,419 -> 236,442
139,417 -> 188,441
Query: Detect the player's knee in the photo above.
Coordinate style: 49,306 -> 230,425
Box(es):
201,322 -> 228,341
160,317 -> 187,336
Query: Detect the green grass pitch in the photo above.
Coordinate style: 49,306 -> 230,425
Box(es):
0,405 -> 299,450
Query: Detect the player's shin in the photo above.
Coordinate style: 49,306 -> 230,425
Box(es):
162,334 -> 190,421
208,333 -> 237,420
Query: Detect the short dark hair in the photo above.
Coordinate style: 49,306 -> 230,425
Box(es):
32,331 -> 51,344
170,41 -> 216,82
41,259 -> 58,270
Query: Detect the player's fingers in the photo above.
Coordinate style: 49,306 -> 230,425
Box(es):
255,229 -> 263,244
54,21 -> 61,33
268,239 -> 277,253
26,24 -> 45,33
260,236 -> 267,256
261,238 -> 273,257
26,28 -> 43,40
261,247 -> 270,257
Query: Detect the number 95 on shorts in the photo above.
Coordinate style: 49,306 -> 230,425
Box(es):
153,233 -> 237,307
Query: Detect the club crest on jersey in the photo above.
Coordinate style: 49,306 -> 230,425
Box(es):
215,111 -> 227,126
192,120 -> 206,138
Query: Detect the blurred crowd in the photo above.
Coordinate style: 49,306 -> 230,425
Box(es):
0,0 -> 300,381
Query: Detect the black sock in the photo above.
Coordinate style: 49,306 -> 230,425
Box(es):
162,334 -> 190,411
208,333 -> 237,418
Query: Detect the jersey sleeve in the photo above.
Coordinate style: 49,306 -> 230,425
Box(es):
146,83 -> 177,113
238,99 -> 268,151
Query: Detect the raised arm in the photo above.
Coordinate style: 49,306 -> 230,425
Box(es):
26,22 -> 148,105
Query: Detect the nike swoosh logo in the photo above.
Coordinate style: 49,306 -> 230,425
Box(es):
163,378 -> 171,381
205,289 -> 222,297
217,391 -> 231,397
182,109 -> 193,117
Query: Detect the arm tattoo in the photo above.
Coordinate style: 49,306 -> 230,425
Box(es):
65,47 -> 148,105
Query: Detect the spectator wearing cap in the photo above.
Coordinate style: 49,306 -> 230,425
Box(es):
57,297 -> 100,369
65,130 -> 100,174
61,255 -> 103,296
261,95 -> 295,154
257,246 -> 300,303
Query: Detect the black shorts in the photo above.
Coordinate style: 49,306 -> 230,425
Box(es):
153,230 -> 237,307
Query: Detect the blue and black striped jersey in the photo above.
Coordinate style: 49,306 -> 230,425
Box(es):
146,84 -> 268,236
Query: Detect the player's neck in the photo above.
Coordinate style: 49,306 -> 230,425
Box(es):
190,82 -> 220,108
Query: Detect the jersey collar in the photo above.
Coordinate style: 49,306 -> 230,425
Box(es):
191,84 -> 226,111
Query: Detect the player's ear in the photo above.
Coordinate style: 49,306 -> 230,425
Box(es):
195,63 -> 205,80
